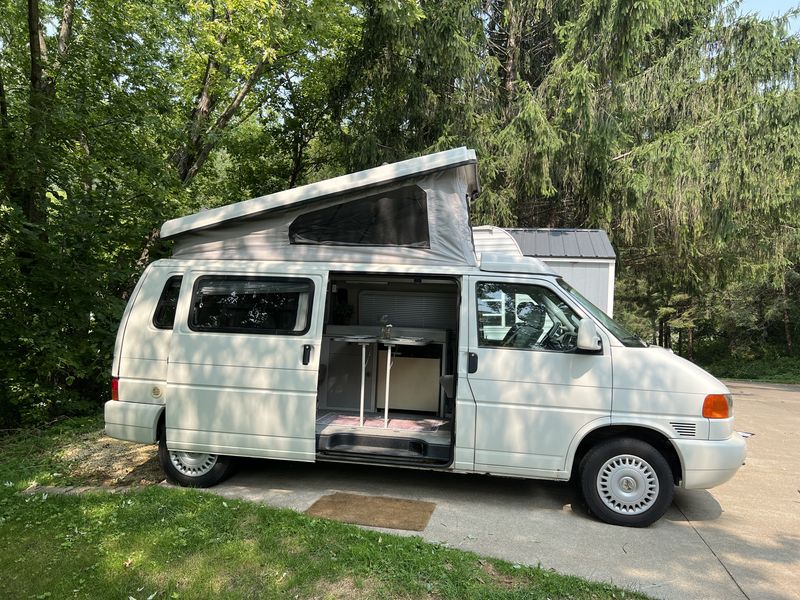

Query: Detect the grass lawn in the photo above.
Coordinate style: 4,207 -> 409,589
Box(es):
0,417 -> 650,600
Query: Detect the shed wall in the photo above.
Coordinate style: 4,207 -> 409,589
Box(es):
541,259 -> 615,316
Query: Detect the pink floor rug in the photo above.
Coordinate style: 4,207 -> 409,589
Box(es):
317,413 -> 447,432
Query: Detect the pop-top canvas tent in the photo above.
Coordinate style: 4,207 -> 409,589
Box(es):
160,148 -> 480,267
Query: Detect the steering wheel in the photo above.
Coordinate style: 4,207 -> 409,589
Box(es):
541,321 -> 577,351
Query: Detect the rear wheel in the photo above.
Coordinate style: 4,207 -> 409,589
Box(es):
579,438 -> 674,527
157,423 -> 233,488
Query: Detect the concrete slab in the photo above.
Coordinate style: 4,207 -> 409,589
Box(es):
209,381 -> 800,600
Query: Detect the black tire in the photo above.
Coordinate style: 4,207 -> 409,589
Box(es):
579,437 -> 674,527
157,422 -> 233,488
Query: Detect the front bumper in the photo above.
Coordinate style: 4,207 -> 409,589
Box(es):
673,432 -> 747,489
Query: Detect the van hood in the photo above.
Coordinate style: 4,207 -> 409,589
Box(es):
611,345 -> 729,395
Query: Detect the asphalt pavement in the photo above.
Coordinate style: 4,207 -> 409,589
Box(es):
209,381 -> 800,600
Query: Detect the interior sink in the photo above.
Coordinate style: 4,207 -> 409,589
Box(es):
331,334 -> 431,346
332,335 -> 379,343
379,336 -> 430,346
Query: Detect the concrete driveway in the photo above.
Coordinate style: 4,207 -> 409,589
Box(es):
211,381 -> 800,600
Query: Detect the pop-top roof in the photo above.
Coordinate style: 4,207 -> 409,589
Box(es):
161,147 -> 478,240
160,148 -> 480,267
506,229 -> 616,259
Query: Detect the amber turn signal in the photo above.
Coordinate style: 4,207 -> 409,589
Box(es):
703,393 -> 732,419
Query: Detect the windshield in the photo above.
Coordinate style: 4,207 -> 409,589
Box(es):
558,279 -> 647,348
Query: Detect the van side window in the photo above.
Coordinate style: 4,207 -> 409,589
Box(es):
152,276 -> 183,329
190,276 -> 314,335
476,282 -> 581,352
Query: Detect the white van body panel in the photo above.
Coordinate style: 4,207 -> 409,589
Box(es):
115,266 -> 182,406
467,275 -> 613,476
562,416 -> 614,478
612,345 -> 730,396
164,268 -> 328,462
453,280 -> 477,472
611,346 -> 731,441
112,268 -> 150,376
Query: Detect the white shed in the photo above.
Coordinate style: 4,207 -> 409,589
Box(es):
506,228 -> 616,316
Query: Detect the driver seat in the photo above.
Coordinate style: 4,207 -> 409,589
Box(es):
502,302 -> 546,348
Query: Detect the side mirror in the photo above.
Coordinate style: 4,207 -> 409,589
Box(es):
577,318 -> 603,353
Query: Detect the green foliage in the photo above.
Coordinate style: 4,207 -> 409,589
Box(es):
2,0 -> 799,426
321,0 -> 799,366
0,0 -> 182,426
0,0 -> 359,426
699,355 -> 800,383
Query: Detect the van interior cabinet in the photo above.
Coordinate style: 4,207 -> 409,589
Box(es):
375,347 -> 442,413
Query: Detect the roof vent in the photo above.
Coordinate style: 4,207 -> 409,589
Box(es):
478,252 -> 556,275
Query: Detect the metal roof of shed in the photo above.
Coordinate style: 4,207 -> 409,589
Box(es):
506,228 -> 616,259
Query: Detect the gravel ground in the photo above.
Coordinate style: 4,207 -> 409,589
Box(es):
57,431 -> 160,486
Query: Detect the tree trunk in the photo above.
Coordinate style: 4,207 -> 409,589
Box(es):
23,0 -> 75,219
173,52 -> 268,185
0,67 -> 8,128
289,127 -> 306,187
687,327 -> 694,360
25,0 -> 50,226
783,274 -> 793,354
0,66 -> 12,188
503,0 -> 521,97
57,0 -> 75,59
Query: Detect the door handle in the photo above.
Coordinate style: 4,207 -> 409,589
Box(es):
302,344 -> 312,365
467,352 -> 478,373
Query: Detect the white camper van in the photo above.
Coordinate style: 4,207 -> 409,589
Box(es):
105,148 -> 746,527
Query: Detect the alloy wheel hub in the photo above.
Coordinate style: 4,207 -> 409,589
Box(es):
597,454 -> 659,515
170,451 -> 218,477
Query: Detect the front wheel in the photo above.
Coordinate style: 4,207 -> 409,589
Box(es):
158,428 -> 233,488
579,438 -> 674,527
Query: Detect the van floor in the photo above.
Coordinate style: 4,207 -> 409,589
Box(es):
315,410 -> 452,463
316,410 -> 449,432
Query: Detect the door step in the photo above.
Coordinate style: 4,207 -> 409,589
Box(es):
316,431 -> 451,463
322,443 -> 424,458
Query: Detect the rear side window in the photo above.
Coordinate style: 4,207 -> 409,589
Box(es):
152,276 -> 183,329
190,276 -> 314,335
